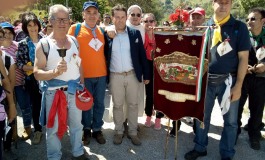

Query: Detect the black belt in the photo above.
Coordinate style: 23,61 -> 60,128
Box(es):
56,87 -> 68,91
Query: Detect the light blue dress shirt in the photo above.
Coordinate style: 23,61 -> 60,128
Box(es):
109,27 -> 133,73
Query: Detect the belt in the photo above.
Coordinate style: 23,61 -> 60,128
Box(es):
56,87 -> 68,91
111,70 -> 134,76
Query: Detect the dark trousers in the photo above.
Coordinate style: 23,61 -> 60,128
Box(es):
3,119 -> 15,151
237,75 -> 265,140
145,60 -> 164,118
25,76 -> 42,132
0,120 -> 5,159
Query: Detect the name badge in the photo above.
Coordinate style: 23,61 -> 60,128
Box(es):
70,53 -> 81,67
89,38 -> 103,51
217,41 -> 232,56
256,47 -> 265,61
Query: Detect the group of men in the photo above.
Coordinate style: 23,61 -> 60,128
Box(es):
29,0 -> 264,160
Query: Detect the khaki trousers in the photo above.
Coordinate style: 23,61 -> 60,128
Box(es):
110,71 -> 140,135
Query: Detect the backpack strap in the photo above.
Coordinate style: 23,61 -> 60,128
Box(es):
69,35 -> 79,51
4,55 -> 11,71
74,23 -> 82,37
40,38 -> 50,60
99,27 -> 105,34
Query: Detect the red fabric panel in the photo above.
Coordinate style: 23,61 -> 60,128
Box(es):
47,90 -> 68,140
154,33 -> 207,121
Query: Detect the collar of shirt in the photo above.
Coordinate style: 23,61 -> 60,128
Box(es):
84,22 -> 97,38
114,26 -> 128,35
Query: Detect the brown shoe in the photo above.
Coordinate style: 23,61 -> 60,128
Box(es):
21,127 -> 32,140
32,131 -> 42,145
113,134 -> 123,145
82,129 -> 91,145
128,135 -> 141,146
92,131 -> 106,144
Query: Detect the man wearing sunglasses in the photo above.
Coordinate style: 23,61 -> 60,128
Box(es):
237,7 -> 265,151
185,0 -> 250,160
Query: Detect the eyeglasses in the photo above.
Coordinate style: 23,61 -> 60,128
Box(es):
131,13 -> 141,18
104,17 -> 110,19
246,17 -> 260,22
52,18 -> 70,24
144,20 -> 155,23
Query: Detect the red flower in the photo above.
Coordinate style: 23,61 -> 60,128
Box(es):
169,9 -> 189,24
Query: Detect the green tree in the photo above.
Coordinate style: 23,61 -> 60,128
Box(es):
40,0 -> 110,21
239,0 -> 265,13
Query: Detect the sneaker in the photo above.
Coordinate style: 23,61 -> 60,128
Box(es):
144,116 -> 152,127
72,154 -> 89,160
82,129 -> 91,145
32,131 -> 42,145
113,134 -> 124,145
249,139 -> 260,150
184,150 -> 207,160
92,131 -> 106,144
21,127 -> 32,140
154,118 -> 161,130
128,135 -> 141,146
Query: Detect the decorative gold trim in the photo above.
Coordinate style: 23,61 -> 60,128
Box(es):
154,51 -> 208,85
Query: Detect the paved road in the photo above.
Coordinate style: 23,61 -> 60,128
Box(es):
3,91 -> 265,160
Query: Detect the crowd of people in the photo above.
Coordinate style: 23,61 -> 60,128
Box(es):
0,0 -> 264,160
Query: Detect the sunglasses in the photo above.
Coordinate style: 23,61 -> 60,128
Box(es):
144,20 -> 155,23
246,17 -> 259,22
131,13 -> 141,18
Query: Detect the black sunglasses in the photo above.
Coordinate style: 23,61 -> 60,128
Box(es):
131,13 -> 141,18
144,20 -> 154,23
246,17 -> 258,22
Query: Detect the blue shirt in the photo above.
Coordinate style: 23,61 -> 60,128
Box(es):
208,16 -> 251,74
109,27 -> 134,73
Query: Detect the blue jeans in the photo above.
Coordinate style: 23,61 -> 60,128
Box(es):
193,78 -> 239,159
14,85 -> 31,127
45,90 -> 84,160
82,76 -> 106,131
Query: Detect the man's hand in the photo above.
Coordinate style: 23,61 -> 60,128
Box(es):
247,65 -> 255,74
106,26 -> 116,39
57,60 -> 67,74
230,84 -> 241,102
254,63 -> 265,73
144,80 -> 150,84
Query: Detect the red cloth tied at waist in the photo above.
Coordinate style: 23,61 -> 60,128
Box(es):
47,90 -> 68,140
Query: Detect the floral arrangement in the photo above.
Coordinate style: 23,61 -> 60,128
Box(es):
169,9 -> 189,28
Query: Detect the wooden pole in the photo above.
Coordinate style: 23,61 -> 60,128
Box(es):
164,118 -> 171,159
174,120 -> 178,160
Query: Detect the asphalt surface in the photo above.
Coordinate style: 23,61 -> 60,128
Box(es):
3,90 -> 265,160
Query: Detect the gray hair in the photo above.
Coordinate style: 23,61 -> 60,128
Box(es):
49,4 -> 70,20
127,5 -> 142,15
143,13 -> 155,21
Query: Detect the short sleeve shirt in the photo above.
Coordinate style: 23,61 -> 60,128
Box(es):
208,16 -> 251,74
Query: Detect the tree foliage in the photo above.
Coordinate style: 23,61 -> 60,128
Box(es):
239,0 -> 265,13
